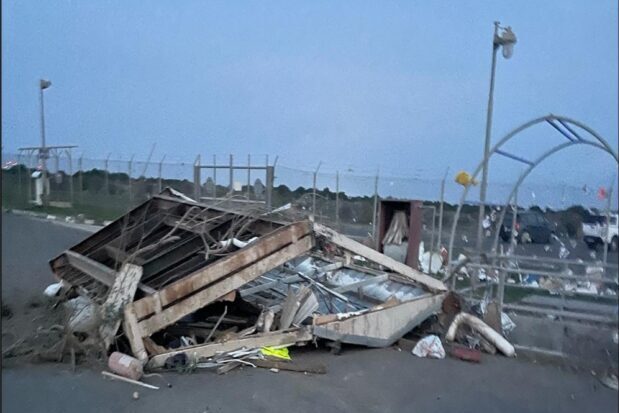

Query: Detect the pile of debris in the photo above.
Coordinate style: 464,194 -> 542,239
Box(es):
17,189 -> 517,386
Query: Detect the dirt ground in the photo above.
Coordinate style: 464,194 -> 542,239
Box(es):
2,213 -> 618,413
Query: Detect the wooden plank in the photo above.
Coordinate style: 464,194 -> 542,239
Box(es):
65,250 -> 116,286
99,264 -> 143,349
123,304 -> 148,363
146,328 -> 313,370
312,293 -> 445,347
132,221 -> 311,319
138,235 -> 313,337
279,288 -> 301,330
313,223 -> 447,292
252,359 -> 326,374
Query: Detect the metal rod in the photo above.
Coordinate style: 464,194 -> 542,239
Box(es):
437,168 -> 449,251
557,119 -> 584,141
312,162 -> 322,219
494,149 -> 533,165
247,154 -> 251,200
547,119 -> 576,142
603,178 -> 615,268
194,155 -> 201,201
128,155 -> 134,206
229,154 -> 233,195
158,155 -> 166,193
372,171 -> 379,242
104,153 -> 111,196
335,171 -> 340,230
77,155 -> 83,204
66,150 -> 74,205
213,155 -> 217,198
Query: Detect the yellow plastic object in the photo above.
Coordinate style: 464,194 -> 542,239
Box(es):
455,171 -> 478,187
261,346 -> 291,360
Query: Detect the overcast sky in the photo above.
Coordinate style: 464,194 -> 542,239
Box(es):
2,1 -> 617,203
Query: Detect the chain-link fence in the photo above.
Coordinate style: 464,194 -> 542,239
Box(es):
2,151 -> 615,234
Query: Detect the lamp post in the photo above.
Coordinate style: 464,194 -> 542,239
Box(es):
476,22 -> 517,257
39,79 -> 52,205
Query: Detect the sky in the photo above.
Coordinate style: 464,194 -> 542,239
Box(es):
2,1 -> 618,206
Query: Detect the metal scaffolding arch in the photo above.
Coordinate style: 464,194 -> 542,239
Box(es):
445,114 -> 619,280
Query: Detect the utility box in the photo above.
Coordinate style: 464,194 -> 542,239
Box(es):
376,199 -> 423,270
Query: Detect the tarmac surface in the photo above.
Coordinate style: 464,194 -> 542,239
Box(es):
2,212 -> 618,413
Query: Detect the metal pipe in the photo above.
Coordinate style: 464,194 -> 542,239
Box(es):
312,162 -> 322,219
247,154 -> 251,200
158,155 -> 166,193
447,124 -> 616,279
477,21 -> 501,263
213,155 -> 217,198
603,178 -> 615,268
372,171 -> 379,242
437,168 -> 449,251
229,154 -> 234,195
335,171 -> 340,230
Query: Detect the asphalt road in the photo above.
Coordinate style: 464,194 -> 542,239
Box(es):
2,213 -> 618,413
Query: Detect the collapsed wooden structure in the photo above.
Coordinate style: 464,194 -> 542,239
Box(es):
49,189 -> 447,370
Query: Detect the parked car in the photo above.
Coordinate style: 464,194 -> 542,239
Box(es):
582,213 -> 618,252
499,211 -> 554,244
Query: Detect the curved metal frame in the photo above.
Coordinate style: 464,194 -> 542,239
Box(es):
445,114 -> 618,280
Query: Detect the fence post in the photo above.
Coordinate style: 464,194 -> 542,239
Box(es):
335,171 -> 340,230
17,152 -> 23,202
312,162 -> 322,219
437,168 -> 449,251
78,154 -> 83,205
193,155 -> 201,202
603,178 -> 615,269
228,154 -> 234,195
247,154 -> 251,200
372,171 -> 379,242
158,155 -> 166,193
66,150 -> 74,205
213,155 -> 217,198
266,165 -> 274,212
128,155 -> 135,207
104,153 -> 111,196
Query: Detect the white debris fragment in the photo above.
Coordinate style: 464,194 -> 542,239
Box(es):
412,335 -> 445,359
501,312 -> 516,335
482,216 -> 491,230
559,246 -> 569,259
64,296 -> 99,333
44,281 -> 66,297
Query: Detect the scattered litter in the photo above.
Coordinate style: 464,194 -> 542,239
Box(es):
446,312 -> 515,357
270,368 -> 279,373
101,371 -> 159,390
261,346 -> 291,361
558,246 -> 570,259
600,373 -> 618,391
108,352 -> 144,381
44,281 -> 66,297
501,312 -> 516,335
412,335 -> 445,359
449,344 -> 481,363
132,392 -> 140,400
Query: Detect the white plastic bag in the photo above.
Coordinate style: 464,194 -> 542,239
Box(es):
412,335 -> 445,359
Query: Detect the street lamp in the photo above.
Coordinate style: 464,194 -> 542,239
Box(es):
476,22 -> 517,257
39,78 -> 52,205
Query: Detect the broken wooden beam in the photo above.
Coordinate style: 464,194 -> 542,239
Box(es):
313,223 -> 447,292
146,328 -> 313,370
136,234 -> 313,337
99,264 -> 143,350
130,221 -> 312,320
